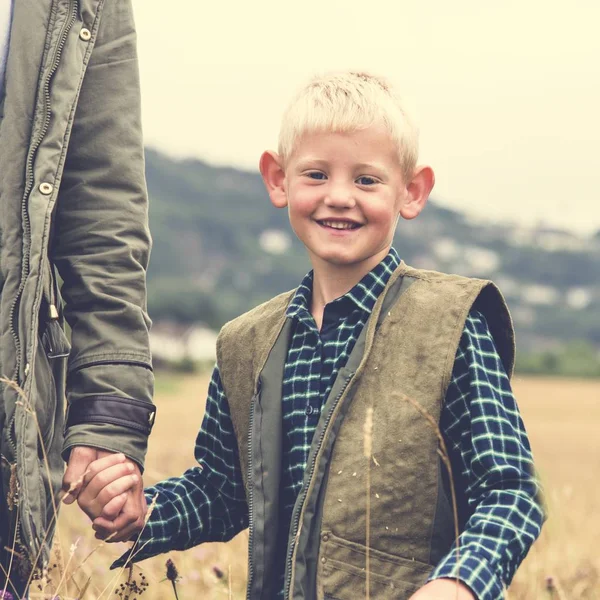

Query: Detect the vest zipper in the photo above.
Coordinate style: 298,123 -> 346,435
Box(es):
9,0 -> 78,381
245,384 -> 259,600
283,373 -> 354,600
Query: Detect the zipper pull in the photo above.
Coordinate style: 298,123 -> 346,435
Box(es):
49,304 -> 59,320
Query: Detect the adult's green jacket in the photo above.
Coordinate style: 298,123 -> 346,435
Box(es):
0,0 -> 155,587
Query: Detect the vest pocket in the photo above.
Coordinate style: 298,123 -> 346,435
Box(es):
319,531 -> 432,600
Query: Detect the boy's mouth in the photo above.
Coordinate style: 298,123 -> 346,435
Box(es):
317,219 -> 362,231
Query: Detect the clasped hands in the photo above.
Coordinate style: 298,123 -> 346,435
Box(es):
61,446 -> 147,542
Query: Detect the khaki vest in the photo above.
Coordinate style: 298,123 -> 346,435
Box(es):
217,263 -> 514,600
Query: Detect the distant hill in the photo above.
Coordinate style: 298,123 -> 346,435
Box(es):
144,148 -> 600,356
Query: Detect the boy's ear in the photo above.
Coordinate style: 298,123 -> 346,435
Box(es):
399,165 -> 435,220
259,150 -> 288,208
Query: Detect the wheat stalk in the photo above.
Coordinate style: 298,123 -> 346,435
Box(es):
363,406 -> 373,600
0,376 -> 68,590
399,393 -> 461,600
95,493 -> 158,600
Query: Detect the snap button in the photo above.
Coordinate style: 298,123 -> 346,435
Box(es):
321,557 -> 327,564
39,182 -> 54,195
79,28 -> 91,41
321,533 -> 329,542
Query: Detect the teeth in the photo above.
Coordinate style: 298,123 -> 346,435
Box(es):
321,220 -> 357,230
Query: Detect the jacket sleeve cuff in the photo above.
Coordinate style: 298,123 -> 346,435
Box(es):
428,549 -> 504,600
66,395 -> 156,435
62,422 -> 151,471
62,362 -> 155,469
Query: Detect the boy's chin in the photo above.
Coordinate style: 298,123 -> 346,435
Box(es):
311,250 -> 382,270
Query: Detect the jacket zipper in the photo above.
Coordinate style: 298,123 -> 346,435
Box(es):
9,0 -> 78,381
283,373 -> 353,600
6,413 -> 18,455
245,384 -> 259,600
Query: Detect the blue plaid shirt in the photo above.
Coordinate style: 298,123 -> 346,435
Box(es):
130,248 -> 543,599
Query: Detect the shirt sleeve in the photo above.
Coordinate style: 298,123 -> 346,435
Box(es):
428,310 -> 545,599
112,364 -> 248,567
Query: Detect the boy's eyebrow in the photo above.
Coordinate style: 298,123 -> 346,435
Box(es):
294,159 -> 389,173
354,162 -> 388,173
294,158 -> 329,170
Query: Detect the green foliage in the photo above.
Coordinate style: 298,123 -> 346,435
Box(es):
516,341 -> 600,378
500,246 -> 600,288
147,277 -> 223,328
153,373 -> 183,395
532,306 -> 600,346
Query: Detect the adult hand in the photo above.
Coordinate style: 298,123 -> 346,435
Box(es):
408,578 -> 476,600
75,452 -> 139,522
62,445 -> 103,504
63,446 -> 147,542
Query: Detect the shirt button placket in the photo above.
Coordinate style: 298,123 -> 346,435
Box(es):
311,336 -> 323,418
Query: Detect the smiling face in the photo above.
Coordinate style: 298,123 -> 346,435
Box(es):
275,124 -> 414,277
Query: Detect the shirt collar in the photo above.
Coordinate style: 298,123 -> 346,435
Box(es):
286,247 -> 401,324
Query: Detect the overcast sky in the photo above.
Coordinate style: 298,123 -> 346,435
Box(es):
131,0 -> 599,236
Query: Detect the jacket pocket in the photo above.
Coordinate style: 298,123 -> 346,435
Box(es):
35,319 -> 70,454
34,258 -> 71,453
319,531 -> 432,600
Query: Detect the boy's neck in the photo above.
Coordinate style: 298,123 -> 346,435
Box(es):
309,248 -> 391,330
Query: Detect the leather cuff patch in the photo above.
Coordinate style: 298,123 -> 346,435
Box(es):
66,395 -> 157,435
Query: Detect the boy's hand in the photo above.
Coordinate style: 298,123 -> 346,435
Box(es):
74,452 -> 139,522
409,579 -> 476,600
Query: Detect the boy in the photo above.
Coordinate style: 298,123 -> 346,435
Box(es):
81,72 -> 544,599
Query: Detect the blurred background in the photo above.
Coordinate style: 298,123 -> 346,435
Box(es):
132,0 -> 600,378
53,2 -> 600,599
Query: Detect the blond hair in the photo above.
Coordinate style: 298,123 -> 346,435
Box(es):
278,71 -> 419,179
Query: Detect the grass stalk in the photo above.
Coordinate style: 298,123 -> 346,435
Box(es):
1,508 -> 20,600
363,406 -> 373,600
0,376 -> 68,591
96,494 -> 158,600
51,537 -> 80,594
400,393 -> 461,599
546,575 -> 569,600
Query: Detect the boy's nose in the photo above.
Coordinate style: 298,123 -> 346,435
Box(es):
323,184 -> 356,208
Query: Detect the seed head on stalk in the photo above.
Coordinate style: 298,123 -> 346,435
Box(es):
165,558 -> 181,600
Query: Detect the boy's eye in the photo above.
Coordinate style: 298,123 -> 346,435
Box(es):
306,171 -> 327,180
356,176 -> 378,186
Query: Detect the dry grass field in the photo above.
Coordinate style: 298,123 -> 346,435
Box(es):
35,374 -> 599,599
508,376 -> 600,599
